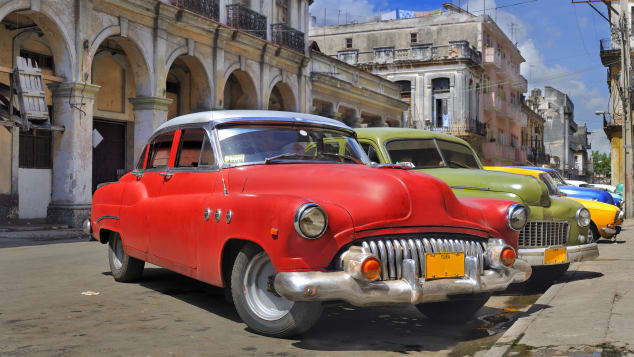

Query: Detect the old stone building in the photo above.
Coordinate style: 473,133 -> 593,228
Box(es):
0,0 -> 406,225
527,87 -> 591,179
520,95 -> 549,166
309,3 -> 528,165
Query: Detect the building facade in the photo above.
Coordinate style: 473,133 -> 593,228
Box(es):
598,1 -> 632,186
527,87 -> 591,179
0,0 -> 406,225
520,95 -> 549,166
309,4 -> 529,165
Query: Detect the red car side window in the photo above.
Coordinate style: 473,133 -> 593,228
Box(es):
148,132 -> 175,169
175,129 -> 208,168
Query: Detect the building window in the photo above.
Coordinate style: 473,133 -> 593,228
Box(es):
410,33 -> 417,44
345,38 -> 353,49
395,80 -> 411,98
432,78 -> 450,128
276,0 -> 288,24
19,49 -> 54,70
19,129 -> 51,169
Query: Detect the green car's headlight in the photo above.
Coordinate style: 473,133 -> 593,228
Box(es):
507,204 -> 528,231
576,208 -> 591,227
294,203 -> 328,239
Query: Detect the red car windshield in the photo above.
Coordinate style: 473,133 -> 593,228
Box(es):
217,125 -> 370,165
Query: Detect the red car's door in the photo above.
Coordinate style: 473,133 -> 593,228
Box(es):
120,131 -> 175,255
149,128 -> 218,271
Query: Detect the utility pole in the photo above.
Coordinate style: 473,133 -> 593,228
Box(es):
620,0 -> 633,218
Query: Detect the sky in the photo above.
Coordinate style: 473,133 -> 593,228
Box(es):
309,0 -> 613,153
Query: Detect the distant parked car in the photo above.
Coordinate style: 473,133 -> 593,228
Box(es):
565,180 -> 588,187
355,128 -> 593,284
486,167 -> 622,242
513,167 -> 616,207
85,111 -> 531,337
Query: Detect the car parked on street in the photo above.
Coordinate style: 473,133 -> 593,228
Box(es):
486,167 -> 622,242
86,111 -> 531,337
512,167 -> 618,207
355,128 -> 594,284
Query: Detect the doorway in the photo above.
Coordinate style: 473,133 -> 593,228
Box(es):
92,119 -> 126,192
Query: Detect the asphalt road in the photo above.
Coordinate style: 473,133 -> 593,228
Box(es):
0,236 -> 539,357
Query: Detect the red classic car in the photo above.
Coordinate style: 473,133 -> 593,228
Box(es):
86,111 -> 531,337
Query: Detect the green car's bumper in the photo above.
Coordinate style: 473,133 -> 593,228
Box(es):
518,243 -> 599,266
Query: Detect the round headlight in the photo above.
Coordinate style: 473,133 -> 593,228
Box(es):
576,208 -> 591,227
507,204 -> 528,231
294,203 -> 328,239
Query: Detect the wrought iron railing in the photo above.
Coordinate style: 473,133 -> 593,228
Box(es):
226,4 -> 267,40
271,23 -> 305,53
427,120 -> 486,136
340,41 -> 481,66
178,0 -> 219,21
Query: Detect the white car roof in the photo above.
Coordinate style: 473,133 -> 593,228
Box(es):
155,110 -> 353,133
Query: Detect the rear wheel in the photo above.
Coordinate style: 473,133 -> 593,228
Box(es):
108,232 -> 145,282
230,244 -> 322,337
416,293 -> 491,323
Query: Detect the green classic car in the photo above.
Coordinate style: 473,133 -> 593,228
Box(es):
355,128 -> 597,282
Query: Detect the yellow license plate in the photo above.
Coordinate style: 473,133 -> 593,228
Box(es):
425,252 -> 465,280
544,247 -> 567,264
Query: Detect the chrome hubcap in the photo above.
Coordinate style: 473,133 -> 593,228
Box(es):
243,252 -> 294,321
588,228 -> 595,243
111,236 -> 123,270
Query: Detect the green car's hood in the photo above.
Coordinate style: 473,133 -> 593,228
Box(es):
418,168 -> 550,207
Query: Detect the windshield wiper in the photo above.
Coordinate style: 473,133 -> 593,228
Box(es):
264,153 -> 316,164
446,160 -> 469,168
318,152 -> 363,164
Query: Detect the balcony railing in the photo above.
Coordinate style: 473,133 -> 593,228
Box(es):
271,23 -> 305,53
339,41 -> 481,66
427,120 -> 486,137
227,4 -> 266,40
600,37 -> 620,66
178,0 -> 219,21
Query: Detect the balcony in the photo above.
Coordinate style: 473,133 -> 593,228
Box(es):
271,23 -> 305,53
345,41 -> 481,66
483,47 -> 502,68
427,120 -> 486,137
227,4 -> 266,40
482,142 -> 526,164
600,37 -> 621,67
178,0 -> 219,22
482,92 -> 500,112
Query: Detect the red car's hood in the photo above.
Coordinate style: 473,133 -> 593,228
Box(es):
226,164 -> 500,238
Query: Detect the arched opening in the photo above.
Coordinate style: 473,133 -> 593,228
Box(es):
337,105 -> 358,127
166,55 -> 212,120
268,81 -> 295,112
0,9 -> 74,220
90,36 -> 151,192
361,111 -> 383,127
312,99 -> 334,117
223,70 -> 257,109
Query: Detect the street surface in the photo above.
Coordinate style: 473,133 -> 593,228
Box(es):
1,224 -> 629,356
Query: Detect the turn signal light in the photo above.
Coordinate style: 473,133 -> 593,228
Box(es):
361,257 -> 381,281
500,247 -> 516,267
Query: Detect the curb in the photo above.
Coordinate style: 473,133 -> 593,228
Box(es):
483,263 -> 580,357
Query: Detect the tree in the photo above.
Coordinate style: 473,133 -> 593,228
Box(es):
592,151 -> 611,177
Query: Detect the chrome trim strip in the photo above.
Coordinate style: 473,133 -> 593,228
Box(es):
96,215 -> 119,223
450,185 -> 491,191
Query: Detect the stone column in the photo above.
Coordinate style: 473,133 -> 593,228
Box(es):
129,97 -> 173,161
47,82 -> 100,227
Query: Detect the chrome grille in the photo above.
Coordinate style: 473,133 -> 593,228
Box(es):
519,221 -> 569,247
360,237 -> 486,281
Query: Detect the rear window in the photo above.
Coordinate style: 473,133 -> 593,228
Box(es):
385,139 -> 443,167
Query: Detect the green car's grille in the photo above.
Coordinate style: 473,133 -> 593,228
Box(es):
519,221 -> 569,247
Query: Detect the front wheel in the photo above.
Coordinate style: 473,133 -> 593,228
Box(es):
231,244 -> 322,337
416,293 -> 491,323
588,222 -> 600,243
108,232 -> 145,282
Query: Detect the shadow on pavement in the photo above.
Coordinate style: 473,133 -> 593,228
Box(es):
554,270 -> 604,285
127,267 -> 242,323
597,239 -> 627,244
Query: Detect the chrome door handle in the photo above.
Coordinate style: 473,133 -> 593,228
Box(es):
160,172 -> 173,181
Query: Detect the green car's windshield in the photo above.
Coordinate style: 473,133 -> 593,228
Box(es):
385,139 -> 481,169
539,173 -> 564,196
217,125 -> 369,166
548,170 -> 567,185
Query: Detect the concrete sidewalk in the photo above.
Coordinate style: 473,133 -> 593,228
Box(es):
486,220 -> 634,356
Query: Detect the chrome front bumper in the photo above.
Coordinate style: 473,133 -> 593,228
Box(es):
519,243 -> 599,266
274,258 -> 531,307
